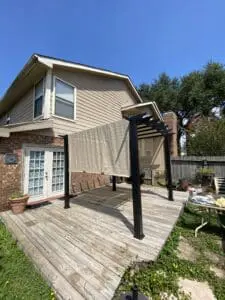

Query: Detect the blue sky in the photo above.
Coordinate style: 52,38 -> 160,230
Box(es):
1,0 -> 225,96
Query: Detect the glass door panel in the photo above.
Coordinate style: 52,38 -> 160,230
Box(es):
28,151 -> 45,196
52,151 -> 64,193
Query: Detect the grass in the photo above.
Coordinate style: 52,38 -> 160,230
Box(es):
114,204 -> 225,300
0,219 -> 55,300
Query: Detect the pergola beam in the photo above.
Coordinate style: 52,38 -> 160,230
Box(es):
137,133 -> 163,139
164,133 -> 174,201
129,118 -> 145,240
64,110 -> 174,243
112,176 -> 117,191
64,135 -> 70,209
131,113 -> 174,203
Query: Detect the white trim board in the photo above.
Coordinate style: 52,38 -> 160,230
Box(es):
4,119 -> 54,133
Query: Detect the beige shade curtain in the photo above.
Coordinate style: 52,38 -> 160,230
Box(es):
68,119 -> 130,177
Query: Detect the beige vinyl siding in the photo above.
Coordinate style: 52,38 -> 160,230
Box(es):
52,68 -> 138,135
0,88 -> 34,125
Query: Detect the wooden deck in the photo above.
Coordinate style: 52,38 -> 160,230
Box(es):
1,185 -> 188,300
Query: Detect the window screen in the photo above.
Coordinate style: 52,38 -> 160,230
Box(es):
55,79 -> 75,120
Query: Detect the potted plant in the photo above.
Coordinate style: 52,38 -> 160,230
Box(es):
196,167 -> 215,187
8,192 -> 29,214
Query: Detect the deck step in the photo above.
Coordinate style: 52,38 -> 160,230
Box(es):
214,177 -> 225,194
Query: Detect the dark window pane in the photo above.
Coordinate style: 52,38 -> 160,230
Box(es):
34,96 -> 43,118
55,97 -> 74,119
35,79 -> 44,99
55,79 -> 74,102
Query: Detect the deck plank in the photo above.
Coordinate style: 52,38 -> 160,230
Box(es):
14,213 -> 111,300
1,186 -> 187,300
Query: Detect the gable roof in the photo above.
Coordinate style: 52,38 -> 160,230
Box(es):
36,54 -> 142,102
0,54 -> 142,116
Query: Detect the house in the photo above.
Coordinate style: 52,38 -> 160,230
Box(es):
0,54 -> 174,211
0,54 -> 142,210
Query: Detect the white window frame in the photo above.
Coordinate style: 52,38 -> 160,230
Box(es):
23,146 -> 64,203
33,77 -> 45,120
52,76 -> 77,121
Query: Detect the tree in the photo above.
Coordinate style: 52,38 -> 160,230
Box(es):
188,118 -> 225,155
204,62 -> 225,108
178,71 -> 205,116
137,61 -> 225,154
138,73 -> 180,112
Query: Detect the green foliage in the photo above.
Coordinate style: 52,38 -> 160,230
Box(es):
197,167 -> 215,175
0,221 -> 54,299
115,205 -> 225,300
138,61 -> 225,117
179,71 -> 205,115
203,62 -> 225,108
138,73 -> 180,112
137,61 -> 225,154
9,191 -> 25,200
188,118 -> 225,155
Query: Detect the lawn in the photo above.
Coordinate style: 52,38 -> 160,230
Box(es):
114,204 -> 225,300
0,219 -> 54,300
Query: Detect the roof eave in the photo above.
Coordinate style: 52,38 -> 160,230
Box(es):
121,101 -> 163,121
1,55 -> 38,102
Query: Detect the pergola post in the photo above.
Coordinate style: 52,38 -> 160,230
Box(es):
112,176 -> 116,191
64,135 -> 70,209
129,119 -> 144,240
164,134 -> 174,201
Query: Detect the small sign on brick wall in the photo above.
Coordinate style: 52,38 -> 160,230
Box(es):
4,153 -> 18,165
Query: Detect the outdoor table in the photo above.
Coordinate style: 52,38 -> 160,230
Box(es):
187,200 -> 225,237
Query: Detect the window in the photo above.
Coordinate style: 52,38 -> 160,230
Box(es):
34,79 -> 44,118
55,79 -> 75,120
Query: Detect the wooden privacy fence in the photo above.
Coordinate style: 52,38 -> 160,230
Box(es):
171,156 -> 225,181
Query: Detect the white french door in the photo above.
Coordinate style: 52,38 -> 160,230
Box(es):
24,148 -> 64,203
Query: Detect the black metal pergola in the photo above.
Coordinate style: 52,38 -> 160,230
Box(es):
63,112 -> 173,241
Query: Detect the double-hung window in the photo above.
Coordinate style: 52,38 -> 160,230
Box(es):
34,79 -> 44,118
55,78 -> 75,120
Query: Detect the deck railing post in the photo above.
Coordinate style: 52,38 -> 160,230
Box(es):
164,134 -> 174,201
112,176 -> 116,191
129,119 -> 144,240
64,135 -> 70,209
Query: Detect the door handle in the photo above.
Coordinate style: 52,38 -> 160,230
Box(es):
45,172 -> 48,180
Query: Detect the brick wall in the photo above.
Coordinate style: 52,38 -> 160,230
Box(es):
71,172 -> 110,194
0,131 -> 108,211
0,132 -> 63,211
163,112 -> 178,157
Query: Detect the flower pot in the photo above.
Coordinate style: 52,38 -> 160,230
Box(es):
9,195 -> 29,214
